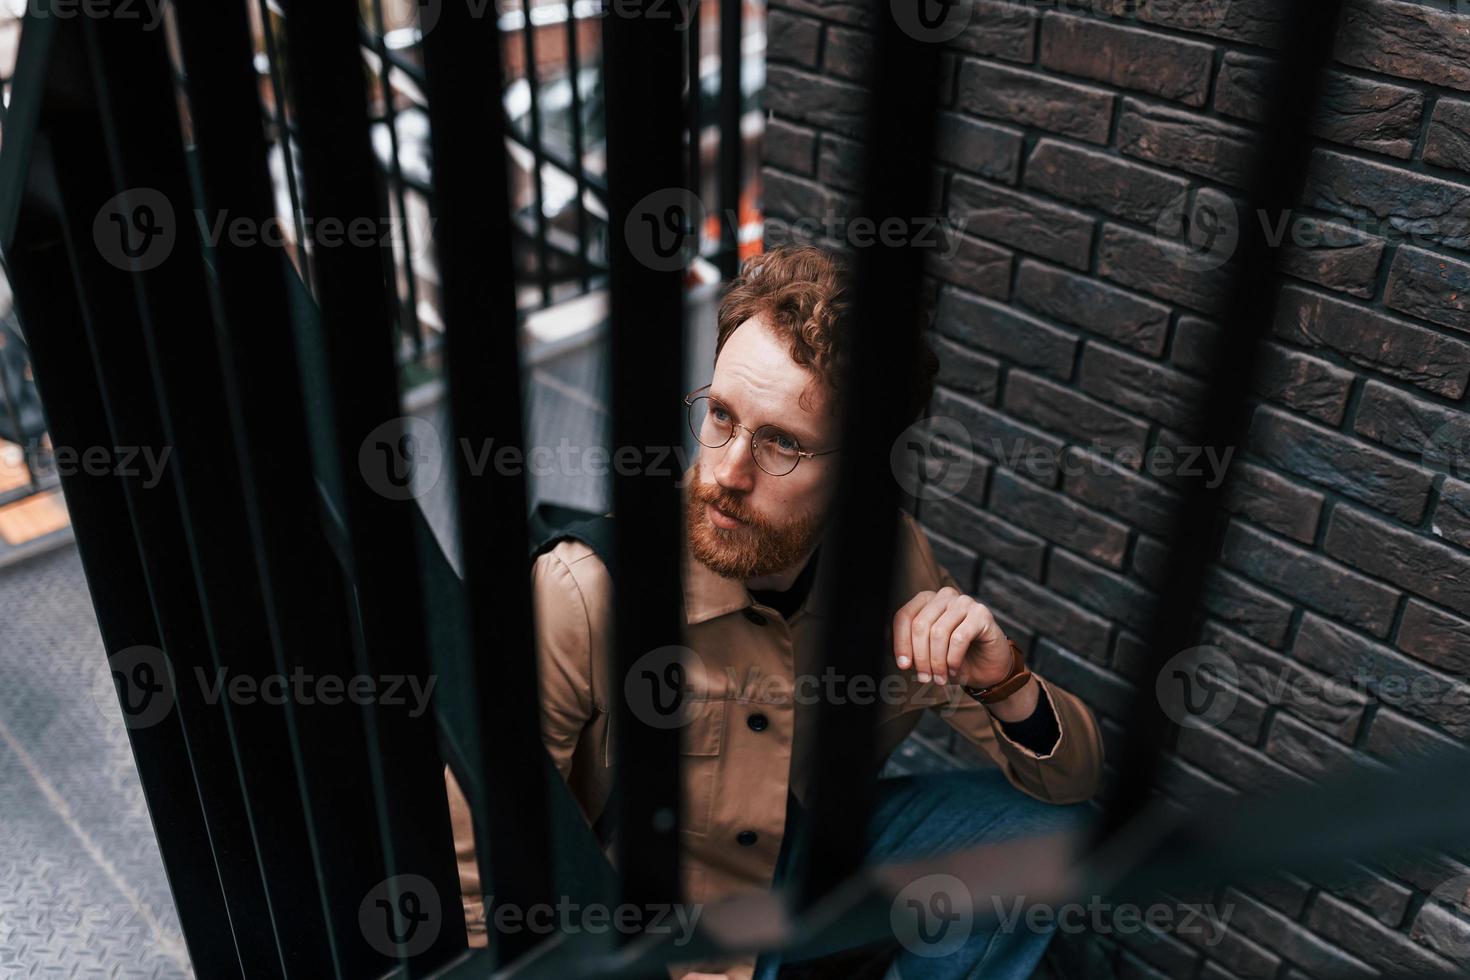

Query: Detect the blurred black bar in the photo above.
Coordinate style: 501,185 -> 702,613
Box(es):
686,1 -> 700,256
252,0 -> 311,281
1098,0 -> 1348,841
78,6 -> 342,973
418,0 -> 556,966
169,0 -> 401,973
716,0 -> 740,279
602,0 -> 688,915
792,1 -> 944,908
274,0 -> 465,968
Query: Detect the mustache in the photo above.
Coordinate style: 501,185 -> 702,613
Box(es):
694,482 -> 758,526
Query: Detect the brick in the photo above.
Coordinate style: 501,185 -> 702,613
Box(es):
1275,217 -> 1385,299
948,174 -> 1095,270
1170,316 -> 1219,376
1325,504 -> 1470,618
1384,245 -> 1470,333
1015,259 -> 1171,356
815,132 -> 863,191
1220,887 -> 1379,980
1353,380 -> 1465,463
1220,461 -> 1323,545
1003,371 -> 1150,466
1098,224 -> 1231,314
1372,849 -> 1470,896
933,387 -> 1066,487
1130,535 -> 1170,590
822,25 -> 871,81
763,119 -> 817,176
1093,0 -> 1284,48
935,287 -> 1078,380
1223,519 -> 1398,637
919,525 -> 979,593
1410,895 -> 1470,971
767,9 -> 821,67
1079,344 -> 1208,431
1176,724 -> 1305,793
956,58 -> 1114,144
1365,706 -> 1468,766
1201,621 -> 1368,743
947,0 -> 1037,64
1434,479 -> 1470,550
1202,567 -> 1293,650
1308,893 -> 1460,975
1249,404 -> 1435,524
1025,142 -> 1191,236
931,335 -> 1000,403
1265,711 -> 1372,780
1174,917 -> 1280,980
1315,865 -> 1415,929
1048,549 -> 1158,634
1334,0 -> 1470,93
1274,285 -> 1470,399
935,113 -> 1024,184
1062,446 -> 1180,537
1116,98 -> 1255,187
764,65 -> 869,139
1038,13 -> 1214,106
761,169 -> 850,231
1304,148 -> 1470,252
981,566 -> 1116,665
1398,599 -> 1470,677
1251,342 -> 1356,426
1297,611 -> 1470,739
1425,98 -> 1470,174
990,467 -> 1132,569
1218,56 -> 1425,159
919,493 -> 1047,581
924,234 -> 1012,299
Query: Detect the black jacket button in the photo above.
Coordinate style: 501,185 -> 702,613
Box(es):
747,712 -> 769,732
743,608 -> 767,626
737,830 -> 758,846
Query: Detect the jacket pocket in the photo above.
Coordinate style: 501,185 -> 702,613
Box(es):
679,698 -> 725,836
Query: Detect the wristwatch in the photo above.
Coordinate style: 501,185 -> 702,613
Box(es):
961,639 -> 1032,704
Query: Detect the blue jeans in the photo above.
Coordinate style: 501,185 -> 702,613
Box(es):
752,768 -> 1093,980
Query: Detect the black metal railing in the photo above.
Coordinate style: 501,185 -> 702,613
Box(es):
1,0 -> 1468,978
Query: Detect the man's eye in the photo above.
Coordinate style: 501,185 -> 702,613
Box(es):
711,406 -> 731,423
772,432 -> 799,454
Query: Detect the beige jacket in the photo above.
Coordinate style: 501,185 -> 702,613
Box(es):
446,507 -> 1105,978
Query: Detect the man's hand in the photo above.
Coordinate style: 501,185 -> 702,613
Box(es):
892,586 -> 1013,688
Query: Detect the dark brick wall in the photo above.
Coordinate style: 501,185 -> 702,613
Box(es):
761,0 -> 1470,976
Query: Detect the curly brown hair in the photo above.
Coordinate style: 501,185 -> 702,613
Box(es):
714,244 -> 939,421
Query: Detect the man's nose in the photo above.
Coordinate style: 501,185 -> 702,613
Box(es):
712,427 -> 757,492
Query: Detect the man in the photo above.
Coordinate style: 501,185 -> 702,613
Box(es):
446,244 -> 1105,979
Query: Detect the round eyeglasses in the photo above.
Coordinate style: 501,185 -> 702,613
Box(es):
684,384 -> 838,477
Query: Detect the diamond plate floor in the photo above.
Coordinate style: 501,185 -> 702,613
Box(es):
0,543 -> 192,978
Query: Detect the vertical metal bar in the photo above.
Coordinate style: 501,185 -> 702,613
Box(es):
42,61 -> 289,980
792,0 -> 944,907
273,0 -> 466,969
716,0 -> 739,279
164,1 -> 410,974
254,0 -> 311,282
520,0 -> 552,306
417,0 -> 555,965
5,128 -> 245,980
564,0 -> 590,291
1099,0 -> 1349,841
602,0 -> 687,913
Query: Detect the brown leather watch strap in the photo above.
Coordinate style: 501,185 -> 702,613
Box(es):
962,639 -> 1032,705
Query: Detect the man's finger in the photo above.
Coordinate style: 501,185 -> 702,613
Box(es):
927,600 -> 970,685
892,590 -> 932,670
909,591 -> 954,683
